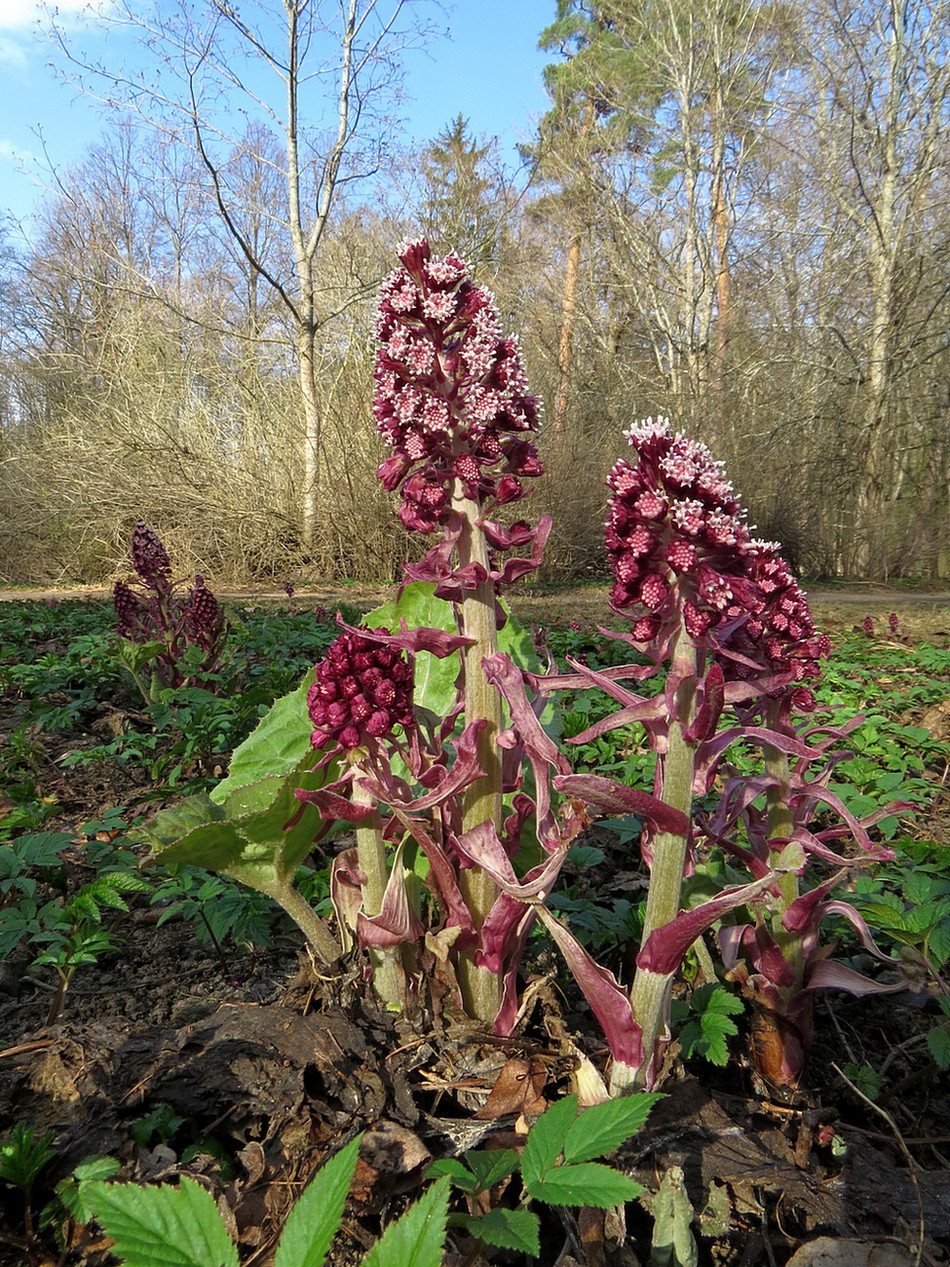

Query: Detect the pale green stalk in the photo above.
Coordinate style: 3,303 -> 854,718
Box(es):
763,707 -> 801,983
611,633 -> 698,1095
451,480 -> 504,1024
264,881 -> 341,966
352,764 -> 404,1007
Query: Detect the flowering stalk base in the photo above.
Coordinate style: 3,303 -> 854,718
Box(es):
353,773 -> 405,1008
616,636 -> 697,1093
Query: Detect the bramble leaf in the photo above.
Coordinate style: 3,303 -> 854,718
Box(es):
457,1208 -> 540,1254
275,1135 -> 361,1267
84,1174 -> 238,1267
526,1162 -> 642,1208
459,1148 -> 520,1193
362,1176 -> 449,1267
520,1096 -> 578,1187
562,1094 -> 663,1164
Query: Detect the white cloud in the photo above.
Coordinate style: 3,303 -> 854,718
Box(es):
0,32 -> 27,62
0,0 -> 91,31
0,139 -> 42,187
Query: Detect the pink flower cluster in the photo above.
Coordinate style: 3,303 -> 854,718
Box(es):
606,419 -> 828,686
307,628 -> 414,754
374,240 -> 543,532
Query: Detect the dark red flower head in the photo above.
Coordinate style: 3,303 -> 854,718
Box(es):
113,578 -> 141,639
606,419 -> 827,691
307,628 -> 414,755
130,522 -> 171,586
373,240 -> 543,530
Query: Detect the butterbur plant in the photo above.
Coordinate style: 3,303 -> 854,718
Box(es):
137,247 -> 917,1104
113,522 -> 228,700
526,419 -> 910,1093
295,240 -> 559,1022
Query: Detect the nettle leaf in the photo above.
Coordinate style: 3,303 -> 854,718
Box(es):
458,1208 -> 540,1255
562,1094 -> 663,1164
362,1175 -> 449,1267
275,1135 -> 361,1267
84,1175 -> 238,1267
526,1162 -> 642,1209
520,1095 -> 579,1187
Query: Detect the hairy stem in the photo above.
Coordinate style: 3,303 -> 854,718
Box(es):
269,881 -> 340,966
353,766 -> 404,1007
451,481 -> 503,1025
764,722 -> 802,983
615,634 -> 698,1094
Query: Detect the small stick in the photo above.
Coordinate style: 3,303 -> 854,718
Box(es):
833,1062 -> 925,1267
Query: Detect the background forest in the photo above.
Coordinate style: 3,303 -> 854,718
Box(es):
0,0 -> 948,587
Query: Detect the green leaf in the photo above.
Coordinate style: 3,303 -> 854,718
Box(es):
210,669 -> 317,805
526,1162 -> 642,1208
367,584 -> 460,717
56,1157 -> 121,1223
459,1147 -> 520,1193
563,1095 -> 663,1164
926,1026 -> 950,1070
521,1095 -> 579,1187
129,794 -> 226,852
275,1135 -> 361,1267
702,988 -> 745,1018
0,1122 -> 56,1190
362,1176 -> 449,1267
368,582 -> 547,722
425,1158 -> 477,1193
458,1207 -> 540,1254
84,1175 -> 239,1267
116,638 -> 165,676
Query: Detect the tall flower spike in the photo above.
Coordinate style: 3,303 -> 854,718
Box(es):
606,418 -> 827,691
374,240 -> 543,530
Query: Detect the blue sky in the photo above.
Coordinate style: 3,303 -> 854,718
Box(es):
0,0 -> 555,233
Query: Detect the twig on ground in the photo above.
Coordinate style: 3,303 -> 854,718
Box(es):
833,1061 -> 925,1267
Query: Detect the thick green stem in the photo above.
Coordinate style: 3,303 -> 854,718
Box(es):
352,766 -> 404,1008
614,634 -> 698,1094
451,481 -> 504,1024
269,881 -> 341,966
763,728 -> 801,983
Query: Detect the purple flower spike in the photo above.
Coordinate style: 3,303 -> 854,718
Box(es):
307,627 -> 414,757
374,239 -> 543,528
186,576 -> 223,651
606,418 -> 828,693
130,521 -> 172,586
113,578 -> 141,639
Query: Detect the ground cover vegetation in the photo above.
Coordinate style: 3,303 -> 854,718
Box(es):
1,1 -> 949,585
0,240 -> 949,1265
